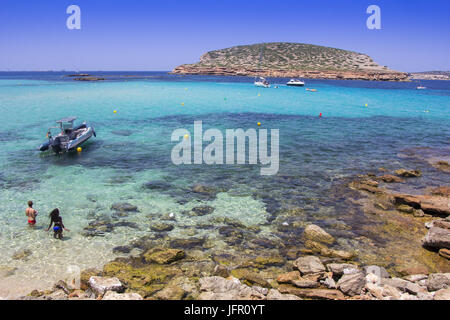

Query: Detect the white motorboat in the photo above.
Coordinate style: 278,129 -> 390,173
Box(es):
254,76 -> 270,88
287,79 -> 305,87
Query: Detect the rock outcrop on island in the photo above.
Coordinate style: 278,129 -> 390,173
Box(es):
171,42 -> 409,81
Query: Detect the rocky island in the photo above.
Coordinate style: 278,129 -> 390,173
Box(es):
171,42 -> 409,81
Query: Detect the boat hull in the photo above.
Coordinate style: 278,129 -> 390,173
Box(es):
287,83 -> 305,87
39,123 -> 96,154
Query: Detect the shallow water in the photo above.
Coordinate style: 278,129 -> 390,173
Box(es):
0,72 -> 449,298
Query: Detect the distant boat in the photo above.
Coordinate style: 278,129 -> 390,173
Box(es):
416,81 -> 426,90
254,76 -> 271,88
306,88 -> 317,92
287,79 -> 305,87
254,45 -> 270,88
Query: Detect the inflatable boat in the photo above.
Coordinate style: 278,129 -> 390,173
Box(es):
38,117 -> 96,153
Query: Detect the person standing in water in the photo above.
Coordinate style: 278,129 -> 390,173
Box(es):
26,201 -> 38,227
46,208 -> 70,240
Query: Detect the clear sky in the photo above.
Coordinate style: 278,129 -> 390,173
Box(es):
0,0 -> 449,72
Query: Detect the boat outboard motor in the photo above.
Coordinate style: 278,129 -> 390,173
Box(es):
51,136 -> 63,154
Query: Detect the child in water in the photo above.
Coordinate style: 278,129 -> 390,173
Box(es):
46,208 -> 70,239
25,201 -> 38,226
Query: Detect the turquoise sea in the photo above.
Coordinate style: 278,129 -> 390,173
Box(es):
0,72 -> 449,298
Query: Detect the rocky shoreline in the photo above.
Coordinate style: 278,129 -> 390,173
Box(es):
18,251 -> 450,300
13,159 -> 450,301
170,66 -> 409,82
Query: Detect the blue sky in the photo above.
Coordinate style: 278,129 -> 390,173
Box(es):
0,0 -> 449,72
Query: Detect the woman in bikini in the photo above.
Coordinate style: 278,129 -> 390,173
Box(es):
26,201 -> 38,227
46,208 -> 70,240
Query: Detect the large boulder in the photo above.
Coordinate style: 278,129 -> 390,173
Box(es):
303,224 -> 334,244
293,256 -> 326,275
337,272 -> 365,296
88,276 -> 123,295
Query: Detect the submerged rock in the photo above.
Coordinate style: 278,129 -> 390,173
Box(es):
0,265 -> 17,277
394,169 -> 422,178
189,205 -> 215,216
143,181 -> 172,191
150,222 -> 174,232
143,247 -> 185,264
112,246 -> 132,254
303,224 -> 335,244
111,203 -> 138,212
379,175 -> 404,183
12,249 -> 32,261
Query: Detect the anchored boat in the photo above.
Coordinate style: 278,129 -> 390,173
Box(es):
38,117 -> 96,153
254,76 -> 271,88
287,79 -> 305,87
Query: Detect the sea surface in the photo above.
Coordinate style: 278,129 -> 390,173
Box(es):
0,72 -> 449,298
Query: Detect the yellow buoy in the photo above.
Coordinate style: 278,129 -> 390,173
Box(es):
258,93 -> 261,97
181,102 -> 185,106
257,122 -> 261,126
77,147 -> 82,152
365,104 -> 368,107
113,110 -> 117,114
184,134 -> 189,140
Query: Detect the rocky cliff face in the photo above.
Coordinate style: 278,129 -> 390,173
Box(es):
171,42 -> 408,81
